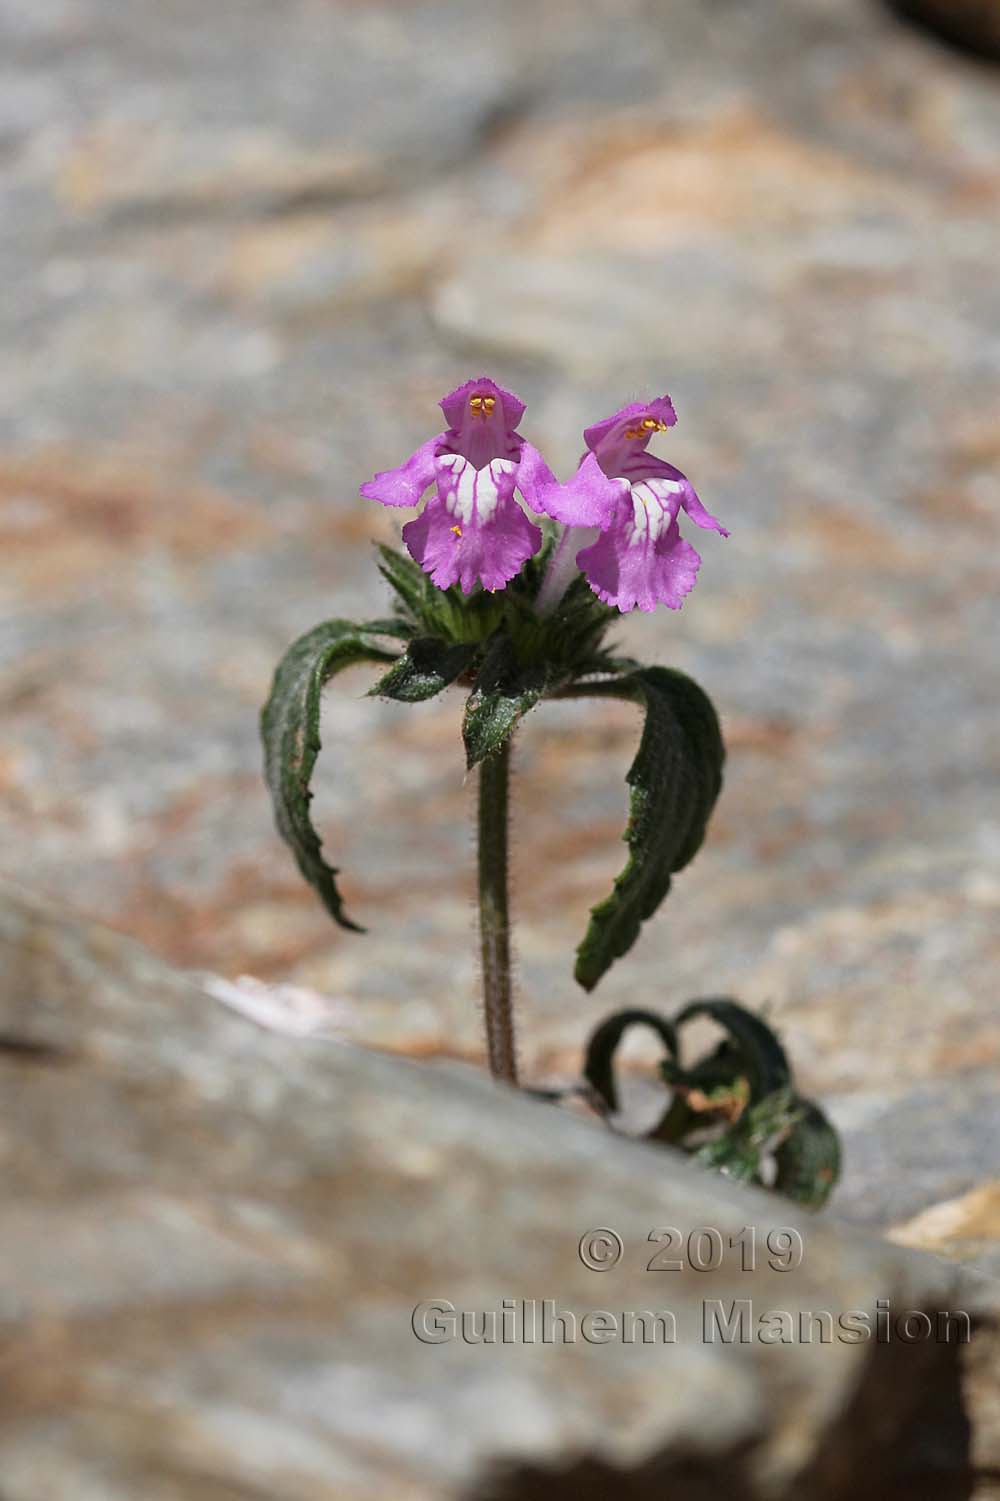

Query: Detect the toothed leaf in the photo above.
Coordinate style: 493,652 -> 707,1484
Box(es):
357,616 -> 416,641
572,666 -> 724,990
261,619 -> 399,932
672,997 -> 792,1101
376,544 -> 434,623
583,1007 -> 679,1114
462,635 -> 550,769
372,636 -> 479,703
773,1098 -> 841,1208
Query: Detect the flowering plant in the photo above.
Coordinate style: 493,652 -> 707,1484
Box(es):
261,379 -> 728,1087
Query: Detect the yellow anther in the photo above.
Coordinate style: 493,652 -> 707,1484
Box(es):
469,392 -> 496,417
625,417 -> 668,439
451,525 -> 462,537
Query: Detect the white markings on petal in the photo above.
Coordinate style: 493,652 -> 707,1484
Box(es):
626,478 -> 683,543
436,454 -> 516,528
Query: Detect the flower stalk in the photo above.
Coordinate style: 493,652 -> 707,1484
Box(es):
535,525 -> 598,616
477,740 -> 518,1084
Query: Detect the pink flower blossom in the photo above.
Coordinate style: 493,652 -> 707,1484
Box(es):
360,379 -> 554,594
541,396 -> 728,613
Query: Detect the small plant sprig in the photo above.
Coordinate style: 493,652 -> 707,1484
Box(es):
261,378 -> 728,1085
581,999 -> 841,1209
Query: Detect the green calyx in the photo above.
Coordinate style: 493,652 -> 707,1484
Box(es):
375,539 -> 619,666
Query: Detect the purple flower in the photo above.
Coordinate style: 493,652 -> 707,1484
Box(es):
360,379 -> 555,594
540,396 -> 728,613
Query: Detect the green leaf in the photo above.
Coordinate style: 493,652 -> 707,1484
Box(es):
571,666 -> 725,990
371,636 -> 479,703
376,543 -> 510,643
356,616 -> 415,641
376,544 -> 434,623
691,1089 -> 800,1183
672,998 -> 791,1102
424,588 -> 506,644
773,1098 -> 841,1208
261,619 -> 399,932
582,1007 -> 679,1114
462,635 -> 550,769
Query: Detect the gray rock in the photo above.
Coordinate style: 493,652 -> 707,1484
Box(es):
0,883 -> 996,1498
832,1073 -> 1000,1230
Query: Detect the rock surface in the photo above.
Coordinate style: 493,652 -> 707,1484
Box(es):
0,883 -> 996,1499
1,0 -> 998,1257
891,1182 -> 1000,1279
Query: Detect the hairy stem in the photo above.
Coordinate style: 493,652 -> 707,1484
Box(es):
478,740 -> 518,1084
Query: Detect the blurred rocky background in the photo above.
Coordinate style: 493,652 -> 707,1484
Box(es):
1,0 -> 998,1241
